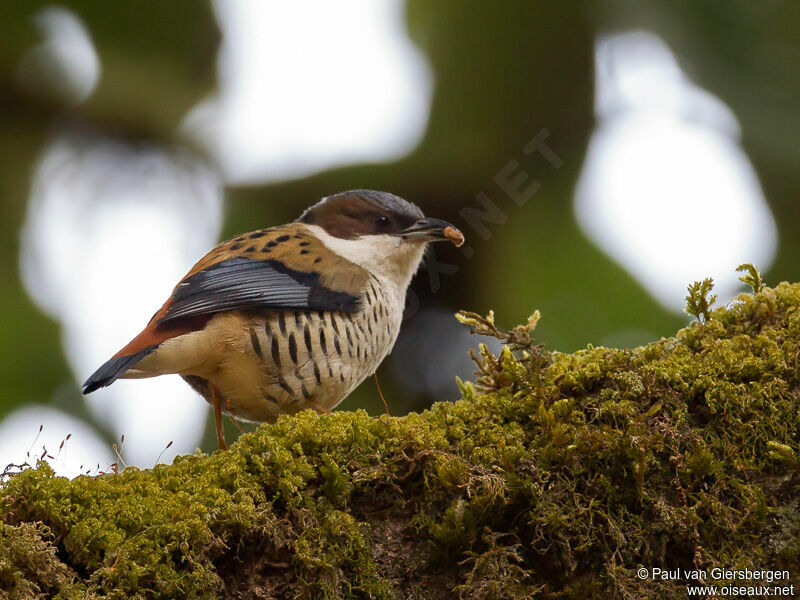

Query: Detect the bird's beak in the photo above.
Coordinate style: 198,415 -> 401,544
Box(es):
400,218 -> 465,247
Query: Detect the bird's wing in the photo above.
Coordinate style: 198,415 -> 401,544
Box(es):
159,222 -> 369,324
82,223 -> 370,393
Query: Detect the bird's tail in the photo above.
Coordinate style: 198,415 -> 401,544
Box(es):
81,346 -> 158,394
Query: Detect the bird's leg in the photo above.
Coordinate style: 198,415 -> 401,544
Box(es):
210,384 -> 228,450
373,372 -> 391,417
229,417 -> 246,434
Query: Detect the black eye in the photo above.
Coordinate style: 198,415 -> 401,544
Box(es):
375,215 -> 391,228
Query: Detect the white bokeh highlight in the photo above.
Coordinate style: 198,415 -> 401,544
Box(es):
0,406 -> 114,479
6,0 -> 433,470
19,135 -> 223,466
575,31 -> 777,312
16,6 -> 100,105
184,0 -> 433,183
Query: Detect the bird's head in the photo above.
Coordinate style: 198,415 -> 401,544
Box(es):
298,190 -> 464,287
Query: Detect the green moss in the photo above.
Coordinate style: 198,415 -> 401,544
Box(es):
0,521 -> 85,599
2,277 -> 800,598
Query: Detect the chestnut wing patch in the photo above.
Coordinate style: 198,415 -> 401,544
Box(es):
159,257 -> 359,324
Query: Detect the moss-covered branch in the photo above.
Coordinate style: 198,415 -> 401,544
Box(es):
3,277 -> 800,598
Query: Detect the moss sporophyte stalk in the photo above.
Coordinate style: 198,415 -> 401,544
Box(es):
2,267 -> 800,598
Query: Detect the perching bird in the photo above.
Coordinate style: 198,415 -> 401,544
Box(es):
82,190 -> 464,449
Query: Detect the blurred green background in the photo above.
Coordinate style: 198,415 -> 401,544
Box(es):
1,1 -> 798,467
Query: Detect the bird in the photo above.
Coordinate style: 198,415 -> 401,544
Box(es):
82,190 -> 465,450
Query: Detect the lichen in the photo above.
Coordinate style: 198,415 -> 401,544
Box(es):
2,275 -> 800,598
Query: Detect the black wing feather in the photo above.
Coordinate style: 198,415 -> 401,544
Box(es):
159,258 -> 359,324
82,346 -> 158,393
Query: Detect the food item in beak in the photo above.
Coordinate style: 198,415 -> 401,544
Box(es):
443,226 -> 465,247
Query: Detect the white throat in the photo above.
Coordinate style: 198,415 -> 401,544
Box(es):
304,224 -> 427,291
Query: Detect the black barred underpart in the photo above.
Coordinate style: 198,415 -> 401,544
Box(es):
329,313 -> 339,334
299,378 -> 311,399
319,329 -> 327,353
159,258 -> 359,324
278,312 -> 286,335
271,337 -> 281,369
249,328 -> 262,358
312,362 -> 321,384
288,333 -> 298,364
278,377 -> 293,395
